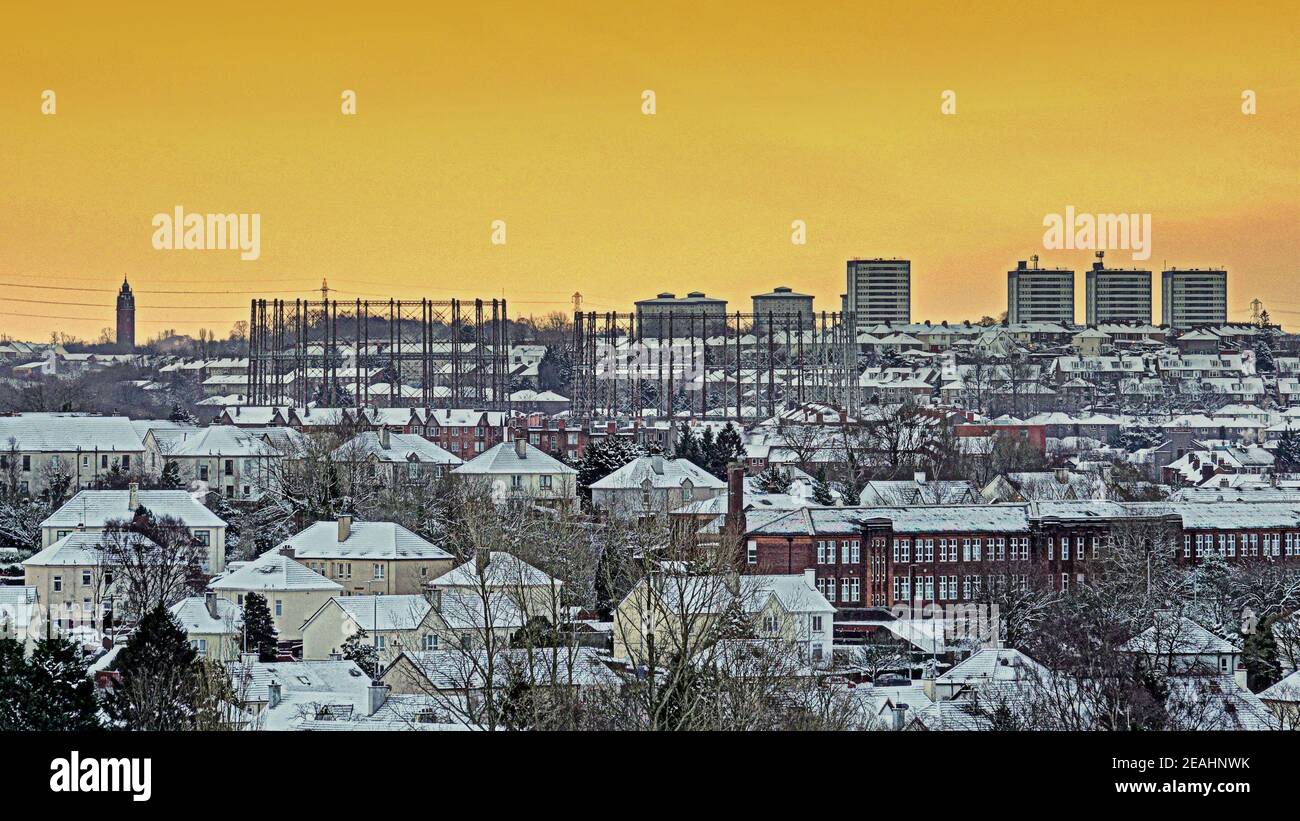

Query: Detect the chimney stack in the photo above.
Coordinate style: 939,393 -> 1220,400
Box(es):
128,482 -> 139,511
204,590 -> 219,619
379,425 -> 390,450
892,704 -> 909,731
367,682 -> 390,715
651,454 -> 664,475
337,514 -> 352,543
725,462 -> 746,539
1054,467 -> 1070,484
914,471 -> 926,485
267,681 -> 282,709
514,437 -> 527,459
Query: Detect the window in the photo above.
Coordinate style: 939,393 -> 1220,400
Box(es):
81,570 -> 91,586
374,634 -> 387,649
996,537 -> 1006,560
746,540 -> 757,565
53,576 -> 62,592
274,599 -> 283,616
812,615 -> 823,632
848,540 -> 860,563
373,563 -> 385,579
824,576 -> 836,602
922,576 -> 934,601
195,531 -> 211,547
922,539 -> 934,563
849,577 -> 860,602
422,634 -> 438,651
1061,539 -> 1069,561
540,474 -> 553,490
22,455 -> 31,471
223,459 -> 234,476
511,475 -> 522,490
893,538 -> 910,563
1060,573 -> 1069,592
893,576 -> 910,602
199,465 -> 209,481
840,577 -> 851,602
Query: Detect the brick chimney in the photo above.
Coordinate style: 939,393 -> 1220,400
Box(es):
337,514 -> 352,542
378,425 -> 390,450
514,437 -> 527,459
725,461 -> 746,542
204,591 -> 220,619
128,482 -> 139,511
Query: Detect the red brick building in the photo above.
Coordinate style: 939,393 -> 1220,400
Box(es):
743,501 -> 1300,616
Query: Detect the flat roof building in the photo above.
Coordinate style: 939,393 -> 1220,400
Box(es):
634,291 -> 727,338
1162,268 -> 1227,329
1008,258 -> 1074,325
752,286 -> 814,332
846,259 -> 910,330
1085,259 -> 1151,325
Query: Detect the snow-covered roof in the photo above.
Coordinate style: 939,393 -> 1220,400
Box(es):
209,551 -> 342,593
746,505 -> 1033,536
938,648 -> 1046,685
1259,669 -> 1300,704
24,531 -> 158,566
388,647 -> 619,690
0,413 -> 144,452
169,595 -> 242,635
280,521 -> 452,561
42,490 -> 228,530
429,552 -> 558,588
334,431 -> 461,465
325,594 -> 432,632
1120,614 -> 1239,656
163,425 -> 280,458
589,455 -> 725,490
451,440 -> 576,476
858,479 -> 979,506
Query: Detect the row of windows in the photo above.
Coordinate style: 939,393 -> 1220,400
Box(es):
1184,532 -> 1299,559
1,453 -> 132,471
814,576 -> 861,603
894,574 -> 1032,601
892,537 -> 1030,564
815,539 -> 861,564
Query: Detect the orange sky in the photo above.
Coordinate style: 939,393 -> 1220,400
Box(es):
1,0 -> 1297,341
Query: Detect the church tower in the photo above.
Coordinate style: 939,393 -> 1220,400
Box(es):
116,276 -> 136,351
